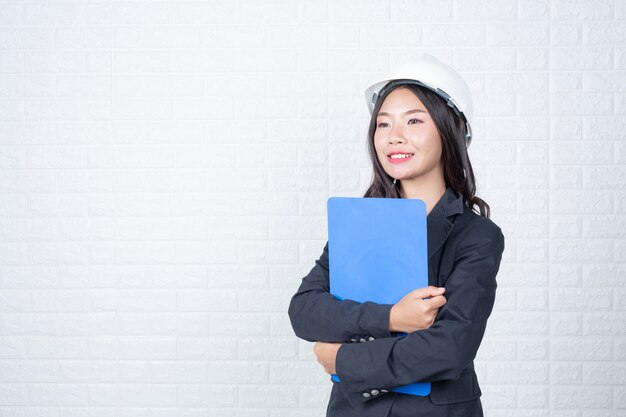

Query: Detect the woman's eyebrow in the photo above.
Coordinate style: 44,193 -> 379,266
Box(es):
377,109 -> 427,117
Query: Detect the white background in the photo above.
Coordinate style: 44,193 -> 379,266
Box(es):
0,0 -> 625,416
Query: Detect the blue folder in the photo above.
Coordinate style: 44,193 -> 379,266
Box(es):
327,196 -> 430,396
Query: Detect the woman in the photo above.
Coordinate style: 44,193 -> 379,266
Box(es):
288,54 -> 505,417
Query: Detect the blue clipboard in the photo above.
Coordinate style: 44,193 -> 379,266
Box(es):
327,196 -> 430,396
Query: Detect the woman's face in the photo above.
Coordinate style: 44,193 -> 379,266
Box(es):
373,87 -> 444,188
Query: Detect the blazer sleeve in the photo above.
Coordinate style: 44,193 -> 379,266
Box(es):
334,221 -> 505,406
288,240 -> 394,343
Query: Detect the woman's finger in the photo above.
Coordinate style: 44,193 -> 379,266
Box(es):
410,286 -> 445,300
426,294 -> 447,309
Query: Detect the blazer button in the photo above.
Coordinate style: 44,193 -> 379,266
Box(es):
359,338 -> 366,343
370,389 -> 380,396
350,338 -> 357,343
368,336 -> 375,341
362,392 -> 371,398
381,389 -> 389,393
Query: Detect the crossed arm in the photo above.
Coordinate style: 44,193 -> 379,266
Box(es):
287,241 -> 395,343
288,222 -> 505,406
288,241 -> 445,343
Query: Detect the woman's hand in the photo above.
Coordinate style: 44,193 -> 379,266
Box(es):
313,342 -> 342,374
389,286 -> 447,333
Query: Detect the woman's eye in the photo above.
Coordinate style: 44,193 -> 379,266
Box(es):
408,118 -> 422,125
377,122 -> 389,128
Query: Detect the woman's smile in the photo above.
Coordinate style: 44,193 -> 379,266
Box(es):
387,152 -> 415,164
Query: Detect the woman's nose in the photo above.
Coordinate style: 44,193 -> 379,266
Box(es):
388,125 -> 406,143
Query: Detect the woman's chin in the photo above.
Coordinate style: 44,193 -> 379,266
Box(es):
386,169 -> 406,179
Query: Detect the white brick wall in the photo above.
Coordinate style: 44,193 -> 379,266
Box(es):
0,0 -> 624,415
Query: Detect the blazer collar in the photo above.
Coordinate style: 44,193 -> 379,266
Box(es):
427,186 -> 464,259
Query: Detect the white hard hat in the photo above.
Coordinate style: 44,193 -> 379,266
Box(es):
364,54 -> 473,147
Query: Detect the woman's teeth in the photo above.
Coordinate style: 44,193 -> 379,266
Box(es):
390,154 -> 413,159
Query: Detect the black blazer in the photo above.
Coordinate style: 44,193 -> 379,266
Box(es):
288,186 -> 505,417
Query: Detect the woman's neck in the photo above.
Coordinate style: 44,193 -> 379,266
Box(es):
399,180 -> 447,215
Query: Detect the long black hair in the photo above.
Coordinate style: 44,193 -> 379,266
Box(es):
362,82 -> 491,218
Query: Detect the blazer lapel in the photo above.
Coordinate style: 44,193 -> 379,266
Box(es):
427,187 -> 464,259
427,215 -> 454,259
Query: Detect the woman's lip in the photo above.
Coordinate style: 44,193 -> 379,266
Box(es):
387,154 -> 414,164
